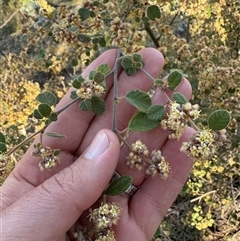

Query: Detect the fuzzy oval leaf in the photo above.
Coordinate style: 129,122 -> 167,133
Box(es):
49,112 -> 58,121
33,109 -> 43,119
70,91 -> 78,99
77,34 -> 91,43
90,96 -> 106,115
146,105 -> 165,121
129,112 -> 159,131
72,79 -> 81,89
0,142 -> 7,153
38,48 -> 45,58
147,5 -> 161,21
132,53 -> 142,62
126,67 -> 136,76
172,92 -> 188,105
167,71 -> 183,91
126,90 -> 151,112
71,58 -> 78,67
79,99 -> 92,112
36,91 -> 57,106
78,7 -> 90,21
105,175 -> 132,196
45,132 -> 66,138
93,72 -> 105,83
208,110 -> 231,131
38,103 -> 52,117
96,63 -> 110,75
0,132 -> 6,144
121,57 -> 133,69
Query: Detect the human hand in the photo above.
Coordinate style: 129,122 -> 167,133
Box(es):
1,48 -> 195,241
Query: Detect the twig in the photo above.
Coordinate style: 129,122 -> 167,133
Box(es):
190,190 -> 217,203
144,23 -> 160,48
0,8 -> 20,29
112,49 -> 122,132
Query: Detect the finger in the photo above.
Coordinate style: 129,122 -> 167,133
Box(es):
1,50 -> 118,209
77,48 -> 164,154
2,130 -> 120,241
129,127 -> 196,240
117,77 -> 193,185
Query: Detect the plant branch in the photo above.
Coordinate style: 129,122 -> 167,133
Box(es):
7,127 -> 46,156
112,49 -> 122,132
190,190 -> 217,203
0,8 -> 20,29
144,23 -> 160,48
7,96 -> 81,156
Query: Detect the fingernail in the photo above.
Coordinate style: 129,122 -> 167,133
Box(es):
83,130 -> 109,160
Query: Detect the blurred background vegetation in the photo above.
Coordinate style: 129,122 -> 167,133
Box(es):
0,0 -> 239,240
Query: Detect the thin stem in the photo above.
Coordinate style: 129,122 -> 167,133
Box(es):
188,118 -> 200,131
190,190 -> 217,203
55,97 -> 80,115
7,96 -> 81,156
116,132 -> 132,150
144,24 -> 160,48
7,127 -> 46,156
112,49 -> 122,132
140,68 -> 155,82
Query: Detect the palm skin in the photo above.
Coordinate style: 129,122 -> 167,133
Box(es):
1,48 -> 195,241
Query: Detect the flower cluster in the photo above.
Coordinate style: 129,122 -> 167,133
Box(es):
52,27 -> 78,44
161,102 -> 200,140
32,143 -> 60,170
126,140 -> 149,170
95,230 -> 116,241
34,0 -> 55,14
161,102 -> 187,140
89,202 -> 121,232
0,153 -> 8,176
146,150 -> 171,179
180,129 -> 227,161
76,78 -> 106,100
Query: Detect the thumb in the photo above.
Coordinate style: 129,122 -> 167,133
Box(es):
2,129 -> 120,241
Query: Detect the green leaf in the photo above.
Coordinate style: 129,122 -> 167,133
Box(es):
147,5 -> 161,21
78,7 -> 90,21
208,110 -> 231,131
134,61 -> 143,69
72,77 -> 84,89
0,132 -> 6,144
167,70 -> 183,91
79,99 -> 92,111
105,175 -> 133,196
146,105 -> 165,121
126,90 -> 151,112
54,149 -> 61,156
132,53 -> 142,62
172,92 -> 188,105
36,91 -> 57,106
77,34 -> 91,43
96,63 -> 110,75
38,48 -> 45,58
93,72 -> 105,83
71,58 -> 78,67
45,132 -> 66,138
33,109 -> 43,119
126,67 -> 136,76
90,96 -> 106,115
121,56 -> 133,69
0,142 -> 7,153
70,91 -> 78,99
49,112 -> 58,121
38,103 -> 52,117
129,112 -> 159,131
89,70 -> 96,80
